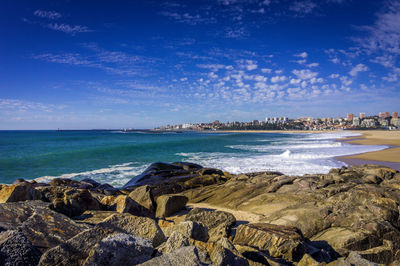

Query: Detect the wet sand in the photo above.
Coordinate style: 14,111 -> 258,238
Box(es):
337,130 -> 400,165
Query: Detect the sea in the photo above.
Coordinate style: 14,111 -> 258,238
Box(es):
0,130 -> 388,186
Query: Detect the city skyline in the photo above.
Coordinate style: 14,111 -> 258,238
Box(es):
1,0 -> 400,129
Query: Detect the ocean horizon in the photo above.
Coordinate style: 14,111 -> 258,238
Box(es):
0,130 -> 388,186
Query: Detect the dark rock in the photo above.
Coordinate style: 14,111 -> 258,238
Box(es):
138,246 -> 210,266
51,189 -> 102,217
156,195 -> 188,218
80,178 -> 100,188
49,178 -> 80,187
96,183 -> 114,190
83,233 -> 153,265
128,185 -> 156,213
0,200 -> 90,250
103,187 -> 120,195
233,223 -> 307,262
0,230 -> 42,266
172,162 -> 203,170
39,213 -> 165,266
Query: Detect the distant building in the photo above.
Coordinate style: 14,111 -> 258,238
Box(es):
359,113 -> 366,119
346,113 -> 354,121
384,112 -> 390,118
379,112 -> 385,118
352,117 -> 360,126
393,112 -> 399,119
391,118 -> 400,127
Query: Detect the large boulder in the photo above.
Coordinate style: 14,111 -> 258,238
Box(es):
233,223 -> 307,262
128,185 -> 156,213
157,231 -> 190,254
185,208 -> 236,241
51,189 -> 102,217
0,183 -> 41,203
72,210 -> 117,225
39,213 -> 165,265
101,195 -> 153,217
83,233 -> 153,265
138,246 -> 210,266
156,195 -> 188,218
162,221 -> 208,242
0,200 -> 90,250
0,230 -> 42,266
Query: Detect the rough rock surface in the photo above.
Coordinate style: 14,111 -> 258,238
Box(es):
185,208 -> 236,241
101,195 -> 153,217
233,223 -> 307,261
139,246 -> 209,266
0,183 -> 41,203
128,185 -> 156,213
0,200 -> 90,250
83,233 -> 153,265
0,230 -> 42,266
157,231 -> 190,254
162,221 -> 209,242
156,194 -> 188,218
39,213 -> 165,265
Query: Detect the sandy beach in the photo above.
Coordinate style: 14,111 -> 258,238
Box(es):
337,130 -> 400,167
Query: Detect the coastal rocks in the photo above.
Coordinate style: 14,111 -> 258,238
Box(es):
51,189 -> 102,217
0,200 -> 90,250
128,185 -> 156,213
161,221 -> 209,242
185,208 -> 236,241
49,178 -> 80,187
101,195 -> 154,217
0,230 -> 42,266
83,233 -> 153,265
72,210 -> 117,225
233,223 -> 307,262
155,195 -> 188,218
139,246 -> 210,266
0,183 -> 41,203
39,213 -> 165,265
157,231 -> 190,254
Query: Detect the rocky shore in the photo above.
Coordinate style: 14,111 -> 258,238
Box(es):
1,162 -> 400,265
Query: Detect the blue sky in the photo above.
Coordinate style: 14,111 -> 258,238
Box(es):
0,0 -> 399,129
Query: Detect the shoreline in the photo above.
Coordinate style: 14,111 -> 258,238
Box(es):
335,130 -> 400,170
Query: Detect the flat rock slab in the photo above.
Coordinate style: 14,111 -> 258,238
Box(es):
156,195 -> 188,218
0,200 -> 91,250
233,223 -> 307,262
138,246 -> 209,266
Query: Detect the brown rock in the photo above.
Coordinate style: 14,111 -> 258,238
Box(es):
128,185 -> 156,213
101,195 -> 153,217
51,189 -> 102,217
155,194 -> 188,218
0,183 -> 41,203
233,223 -> 307,262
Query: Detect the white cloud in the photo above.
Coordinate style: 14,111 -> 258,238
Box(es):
349,63 -> 368,76
261,68 -> 272,73
271,75 -> 287,83
307,63 -> 319,68
289,1 -> 317,14
47,23 -> 92,35
292,69 -> 318,80
294,52 -> 308,58
329,73 -> 339,78
34,10 -> 61,19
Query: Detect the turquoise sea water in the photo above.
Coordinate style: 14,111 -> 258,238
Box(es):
0,130 -> 388,186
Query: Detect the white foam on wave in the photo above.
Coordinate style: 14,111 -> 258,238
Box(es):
177,133 -> 388,176
33,162 -> 148,187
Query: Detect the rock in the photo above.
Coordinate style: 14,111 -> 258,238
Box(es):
172,162 -> 203,170
162,221 -> 209,242
233,223 -> 307,262
39,213 -> 165,265
80,178 -> 100,188
72,210 -> 117,225
101,195 -> 153,217
157,231 -> 190,254
156,195 -> 188,218
49,178 -> 80,187
83,233 -> 153,265
0,230 -> 42,266
298,253 -> 320,266
208,238 -> 249,266
344,251 -> 378,266
0,200 -> 90,250
128,185 -> 156,213
138,246 -> 210,266
0,183 -> 41,203
185,208 -> 236,241
51,189 -> 102,217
